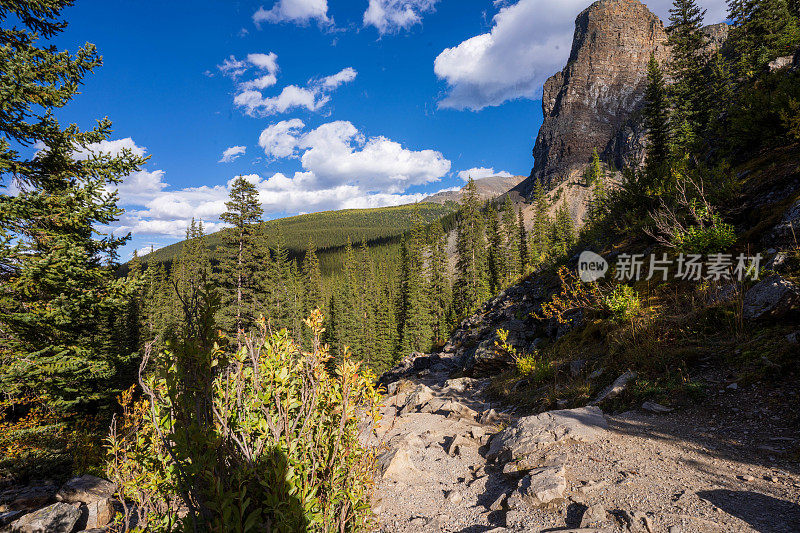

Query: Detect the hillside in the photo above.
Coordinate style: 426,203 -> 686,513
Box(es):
139,202 -> 457,266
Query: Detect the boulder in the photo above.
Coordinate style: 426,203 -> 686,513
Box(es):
56,476 -> 116,505
580,504 -> 612,528
487,406 -> 607,462
398,385 -> 435,415
441,400 -> 479,421
377,447 -> 428,484
642,401 -> 673,413
742,275 -> 800,320
0,485 -> 56,512
9,502 -> 81,533
507,465 -> 566,508
79,498 -> 114,530
591,371 -> 637,404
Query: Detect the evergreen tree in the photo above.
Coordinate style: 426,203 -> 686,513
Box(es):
667,0 -> 709,152
302,237 -> 324,314
454,178 -> 490,318
501,195 -> 520,284
171,220 -> 212,337
356,242 -> 378,365
374,260 -> 399,372
517,207 -> 529,273
728,0 -> 800,77
428,220 -> 451,345
644,52 -> 672,187
552,205 -> 576,258
400,219 -> 433,355
529,180 -> 552,265
0,1 -> 147,407
217,176 -> 263,340
485,202 -> 503,292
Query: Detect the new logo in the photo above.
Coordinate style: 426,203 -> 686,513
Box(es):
578,251 -> 608,282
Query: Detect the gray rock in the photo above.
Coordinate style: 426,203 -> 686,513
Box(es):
56,475 -> 116,504
591,371 -> 637,405
487,406 -> 607,462
642,401 -> 673,413
377,447 -> 429,484
787,331 -> 799,344
743,275 -> 800,320
580,504 -> 611,528
80,498 -> 114,530
447,434 -> 472,457
0,511 -> 23,527
0,485 -> 57,512
507,465 -> 566,508
445,490 -> 463,504
398,384 -> 435,415
770,199 -> 800,243
9,502 -> 81,533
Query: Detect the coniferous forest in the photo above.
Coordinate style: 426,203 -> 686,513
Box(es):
1,0 -> 799,531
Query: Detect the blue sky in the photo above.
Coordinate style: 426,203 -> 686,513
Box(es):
50,0 -> 727,257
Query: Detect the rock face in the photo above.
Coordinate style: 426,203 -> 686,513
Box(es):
517,0 -> 729,198
521,0 -> 670,194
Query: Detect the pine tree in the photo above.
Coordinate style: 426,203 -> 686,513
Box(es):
485,202 -> 503,292
374,261 -> 399,372
529,180 -> 552,265
0,1 -> 147,407
302,237 -> 324,314
517,207 -> 529,273
501,195 -> 520,284
667,0 -> 709,152
644,52 -> 672,188
400,218 -> 433,355
171,220 -> 212,338
552,205 -> 576,258
217,176 -> 263,340
356,242 -> 378,365
728,0 -> 800,77
454,178 -> 490,318
428,219 -> 451,345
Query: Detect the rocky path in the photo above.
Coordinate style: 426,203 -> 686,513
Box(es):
369,368 -> 800,533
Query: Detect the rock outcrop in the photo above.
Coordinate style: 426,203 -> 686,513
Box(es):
517,0 -> 730,198
520,0 -> 670,195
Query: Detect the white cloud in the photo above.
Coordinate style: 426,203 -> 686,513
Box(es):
257,120 -> 451,193
101,127 -> 449,244
219,145 -> 247,163
233,67 -> 356,117
363,0 -> 439,34
434,0 -> 728,110
73,137 -> 146,160
217,55 -> 249,79
246,52 -> 279,73
253,0 -> 329,25
457,167 -> 513,181
258,119 -> 306,159
235,85 -> 326,116
320,67 -> 357,89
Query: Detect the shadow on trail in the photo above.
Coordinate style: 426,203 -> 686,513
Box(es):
697,489 -> 800,533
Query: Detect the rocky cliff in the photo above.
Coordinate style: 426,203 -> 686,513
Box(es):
516,0 -> 728,197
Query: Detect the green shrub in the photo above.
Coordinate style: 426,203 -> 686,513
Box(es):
107,310 -> 382,532
495,329 -> 554,383
673,209 -> 737,255
603,285 -> 642,323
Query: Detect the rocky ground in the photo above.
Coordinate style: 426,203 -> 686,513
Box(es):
370,360 -> 800,533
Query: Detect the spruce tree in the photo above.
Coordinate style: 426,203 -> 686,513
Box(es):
517,207 -> 529,273
171,220 -> 212,337
485,202 -> 503,292
302,237 -> 324,314
217,176 -> 263,340
667,0 -> 709,152
0,1 -> 147,407
400,219 -> 433,355
529,180 -> 552,265
728,0 -> 800,77
428,220 -> 451,345
501,195 -> 521,284
454,178 -> 490,318
552,205 -> 576,258
644,52 -> 672,188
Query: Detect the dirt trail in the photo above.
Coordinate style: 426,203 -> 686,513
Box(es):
370,366 -> 800,533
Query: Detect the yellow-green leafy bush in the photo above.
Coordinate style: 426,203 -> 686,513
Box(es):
602,285 -> 642,323
107,310 -> 382,532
